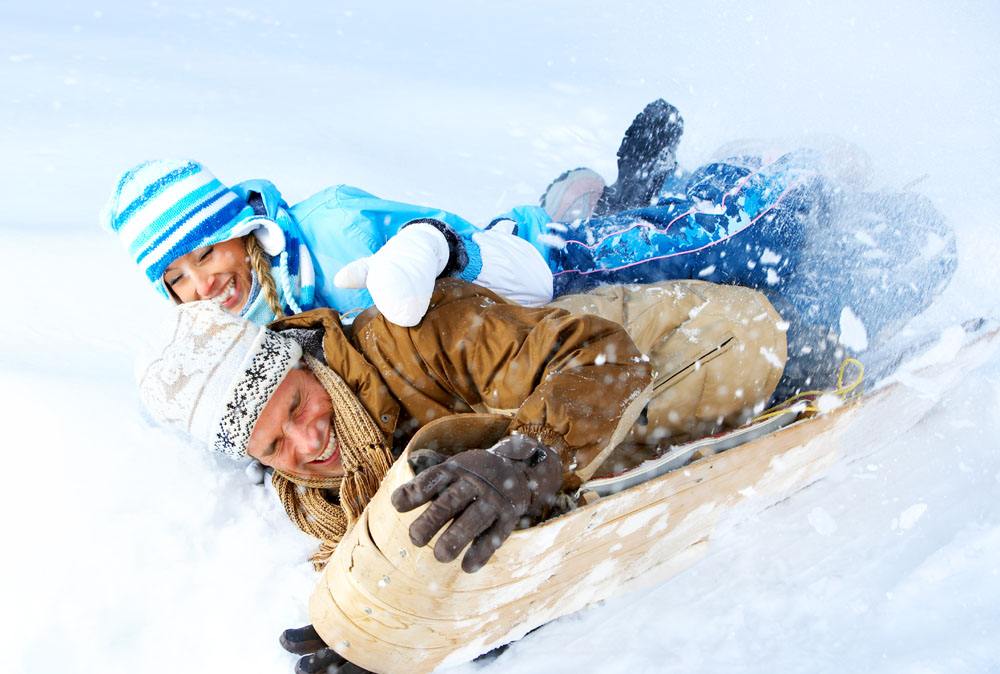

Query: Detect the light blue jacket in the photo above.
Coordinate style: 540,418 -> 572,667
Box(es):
230,179 -> 555,319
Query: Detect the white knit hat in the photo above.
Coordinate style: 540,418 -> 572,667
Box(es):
136,301 -> 303,458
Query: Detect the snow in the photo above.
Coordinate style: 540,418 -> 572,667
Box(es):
759,248 -> 782,266
808,506 -> 839,537
616,503 -> 668,537
759,345 -> 785,369
903,325 -> 968,371
2,2 -> 999,674
895,503 -> 929,532
839,305 -> 869,352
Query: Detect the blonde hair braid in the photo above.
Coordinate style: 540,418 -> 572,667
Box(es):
271,354 -> 394,570
244,235 -> 285,319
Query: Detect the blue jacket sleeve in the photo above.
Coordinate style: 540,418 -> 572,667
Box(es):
291,185 -> 554,313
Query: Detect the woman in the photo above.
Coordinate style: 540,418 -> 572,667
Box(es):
100,159 -> 555,326
103,100 -> 956,395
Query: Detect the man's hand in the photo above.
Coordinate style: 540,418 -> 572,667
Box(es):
333,222 -> 450,327
279,625 -> 372,674
390,435 -> 563,573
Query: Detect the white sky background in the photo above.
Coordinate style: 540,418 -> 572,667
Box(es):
3,0 -> 1000,224
1,2 -> 999,673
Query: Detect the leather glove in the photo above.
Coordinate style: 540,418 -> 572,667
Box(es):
279,624 -> 372,674
390,435 -> 563,573
333,222 -> 450,327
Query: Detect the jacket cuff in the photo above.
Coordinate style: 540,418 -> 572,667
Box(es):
402,218 -> 468,278
508,423 -> 580,491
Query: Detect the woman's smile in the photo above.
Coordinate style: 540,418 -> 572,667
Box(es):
213,276 -> 244,311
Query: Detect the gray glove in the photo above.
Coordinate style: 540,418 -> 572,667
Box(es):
390,435 -> 563,573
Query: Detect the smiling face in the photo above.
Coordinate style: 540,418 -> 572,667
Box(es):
163,236 -> 253,313
246,367 -> 344,480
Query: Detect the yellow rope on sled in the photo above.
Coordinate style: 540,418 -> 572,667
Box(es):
753,357 -> 865,423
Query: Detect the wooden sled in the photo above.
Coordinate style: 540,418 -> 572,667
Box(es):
310,323 -> 999,673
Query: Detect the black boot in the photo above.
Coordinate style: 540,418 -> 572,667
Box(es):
596,99 -> 684,214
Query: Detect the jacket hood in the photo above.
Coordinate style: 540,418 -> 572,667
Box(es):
231,179 -> 286,220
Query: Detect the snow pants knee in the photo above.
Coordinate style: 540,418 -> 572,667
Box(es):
547,280 -> 788,449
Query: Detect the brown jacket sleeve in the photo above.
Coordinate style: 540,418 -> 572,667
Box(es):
352,279 -> 653,484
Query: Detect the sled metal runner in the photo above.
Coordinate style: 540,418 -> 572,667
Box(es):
310,325 -> 999,674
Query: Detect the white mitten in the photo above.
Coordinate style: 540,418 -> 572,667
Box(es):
333,222 -> 449,326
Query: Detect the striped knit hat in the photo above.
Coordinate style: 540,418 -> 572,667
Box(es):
136,300 -> 303,458
101,160 -> 258,297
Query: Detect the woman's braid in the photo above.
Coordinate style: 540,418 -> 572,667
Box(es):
244,235 -> 285,319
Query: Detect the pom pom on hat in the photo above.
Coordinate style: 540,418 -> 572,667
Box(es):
136,301 -> 302,458
101,159 -> 256,297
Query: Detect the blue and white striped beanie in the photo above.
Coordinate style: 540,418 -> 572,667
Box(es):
101,159 -> 257,297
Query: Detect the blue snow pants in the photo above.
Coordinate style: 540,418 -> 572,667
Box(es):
546,152 -> 958,396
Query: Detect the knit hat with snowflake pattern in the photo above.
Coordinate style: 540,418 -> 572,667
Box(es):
136,300 -> 302,457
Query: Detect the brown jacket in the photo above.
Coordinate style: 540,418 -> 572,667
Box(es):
271,278 -> 787,486
271,278 -> 654,487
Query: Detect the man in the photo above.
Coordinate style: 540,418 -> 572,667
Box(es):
138,277 -> 786,672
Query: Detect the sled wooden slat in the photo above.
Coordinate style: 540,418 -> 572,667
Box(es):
314,410 -> 853,667
320,508 -> 716,654
361,408 -> 845,596
312,326 -> 1000,673
322,407 -> 850,639
308,572 -> 453,673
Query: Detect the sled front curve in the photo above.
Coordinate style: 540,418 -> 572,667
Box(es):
310,408 -> 848,672
310,325 -> 1000,674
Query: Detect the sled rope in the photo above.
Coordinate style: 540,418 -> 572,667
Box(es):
753,357 -> 865,422
271,353 -> 394,571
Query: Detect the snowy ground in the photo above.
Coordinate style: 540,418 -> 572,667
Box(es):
2,2 -> 999,673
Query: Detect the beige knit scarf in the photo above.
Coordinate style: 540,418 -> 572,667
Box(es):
270,353 -> 394,570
